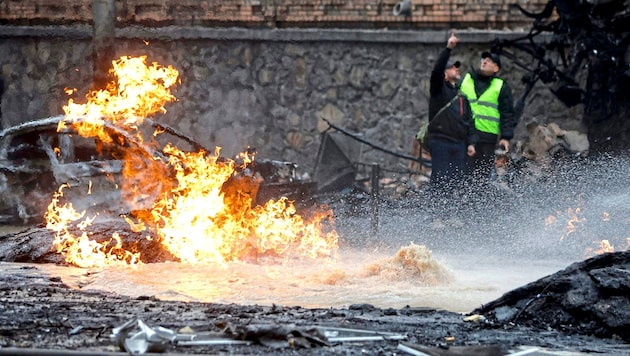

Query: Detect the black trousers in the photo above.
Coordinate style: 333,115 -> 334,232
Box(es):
467,141 -> 496,182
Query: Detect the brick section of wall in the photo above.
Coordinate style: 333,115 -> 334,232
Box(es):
0,0 -> 550,29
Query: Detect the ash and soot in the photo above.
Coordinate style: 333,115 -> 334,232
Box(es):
0,56 -> 629,356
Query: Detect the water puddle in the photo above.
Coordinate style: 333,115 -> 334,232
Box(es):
11,244 -> 571,313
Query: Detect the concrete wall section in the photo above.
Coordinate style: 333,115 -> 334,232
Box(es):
0,27 -> 577,175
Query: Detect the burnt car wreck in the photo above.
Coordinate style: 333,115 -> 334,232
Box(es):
0,115 -> 314,225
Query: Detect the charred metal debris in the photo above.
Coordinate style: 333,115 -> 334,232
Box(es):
498,0 -> 630,148
0,115 -> 313,225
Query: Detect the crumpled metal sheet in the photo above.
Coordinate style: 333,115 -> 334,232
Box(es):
315,326 -> 406,342
110,317 -> 250,354
111,318 -> 174,354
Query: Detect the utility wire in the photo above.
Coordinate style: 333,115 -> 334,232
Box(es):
322,118 -> 428,164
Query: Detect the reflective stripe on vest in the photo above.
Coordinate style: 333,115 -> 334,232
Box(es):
460,73 -> 504,135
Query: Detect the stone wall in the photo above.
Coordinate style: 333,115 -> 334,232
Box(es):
0,27 -> 579,177
1,0 -> 550,30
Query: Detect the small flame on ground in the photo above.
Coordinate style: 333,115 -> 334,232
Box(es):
586,239 -> 615,256
547,207 -> 629,256
563,207 -> 585,240
545,207 -> 586,241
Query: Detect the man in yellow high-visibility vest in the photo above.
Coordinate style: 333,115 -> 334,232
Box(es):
459,51 -> 516,183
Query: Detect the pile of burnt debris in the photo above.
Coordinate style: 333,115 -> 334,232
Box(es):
476,250 -> 630,340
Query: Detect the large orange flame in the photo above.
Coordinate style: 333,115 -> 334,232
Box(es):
47,55 -> 338,268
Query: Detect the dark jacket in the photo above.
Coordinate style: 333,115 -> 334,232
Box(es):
428,48 -> 477,146
0,75 -> 3,120
466,70 -> 516,143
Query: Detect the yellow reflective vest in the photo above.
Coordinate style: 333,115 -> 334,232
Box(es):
460,73 -> 504,135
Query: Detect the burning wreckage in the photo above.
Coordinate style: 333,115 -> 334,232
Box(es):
0,63 -> 628,355
0,55 -> 338,268
0,115 -> 314,227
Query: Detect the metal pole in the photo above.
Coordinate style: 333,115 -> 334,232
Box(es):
370,163 -> 379,237
92,0 -> 116,89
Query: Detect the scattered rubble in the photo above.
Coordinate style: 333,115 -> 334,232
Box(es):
517,122 -> 589,163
